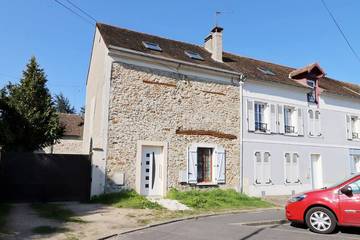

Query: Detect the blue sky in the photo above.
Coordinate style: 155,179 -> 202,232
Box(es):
0,0 -> 359,112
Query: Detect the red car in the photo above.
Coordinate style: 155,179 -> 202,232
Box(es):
286,174 -> 360,234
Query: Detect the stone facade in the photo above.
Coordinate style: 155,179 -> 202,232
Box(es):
42,138 -> 84,154
106,63 -> 240,192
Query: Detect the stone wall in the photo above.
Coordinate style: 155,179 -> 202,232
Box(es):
106,63 -> 240,192
41,138 -> 84,154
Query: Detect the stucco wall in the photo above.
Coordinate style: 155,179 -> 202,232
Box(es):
106,63 -> 241,192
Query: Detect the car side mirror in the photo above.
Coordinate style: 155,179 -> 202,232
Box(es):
340,185 -> 353,195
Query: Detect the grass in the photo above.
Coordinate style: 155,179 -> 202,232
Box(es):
0,204 -> 11,233
90,189 -> 163,209
167,188 -> 273,211
32,225 -> 68,234
31,203 -> 85,223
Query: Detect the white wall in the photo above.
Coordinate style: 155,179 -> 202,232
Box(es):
243,79 -> 360,196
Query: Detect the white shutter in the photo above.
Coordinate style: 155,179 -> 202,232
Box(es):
278,105 -> 285,134
254,152 -> 262,184
346,115 -> 353,140
297,108 -> 304,136
292,153 -> 300,183
216,146 -> 226,184
187,146 -> 198,184
270,104 -> 277,133
314,111 -> 321,136
247,100 -> 255,131
263,152 -> 271,184
308,110 -> 314,136
284,153 -> 291,183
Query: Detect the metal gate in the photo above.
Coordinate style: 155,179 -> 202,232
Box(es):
0,152 -> 91,202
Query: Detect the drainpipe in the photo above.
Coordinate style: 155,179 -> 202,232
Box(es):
239,76 -> 246,193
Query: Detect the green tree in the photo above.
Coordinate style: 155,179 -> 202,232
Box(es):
2,57 -> 63,151
54,93 -> 76,114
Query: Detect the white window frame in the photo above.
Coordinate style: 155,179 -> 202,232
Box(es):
187,143 -> 226,185
350,116 -> 360,140
308,109 -> 321,137
284,106 -> 297,135
254,101 -> 271,134
284,152 -> 301,185
254,151 -> 272,185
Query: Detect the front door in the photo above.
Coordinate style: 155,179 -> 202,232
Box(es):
339,179 -> 360,226
140,146 -> 164,196
311,154 -> 323,189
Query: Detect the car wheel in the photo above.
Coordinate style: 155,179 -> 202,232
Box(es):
305,207 -> 337,234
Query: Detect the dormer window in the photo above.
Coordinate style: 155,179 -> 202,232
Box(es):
142,41 -> 162,51
184,51 -> 204,61
307,80 -> 316,88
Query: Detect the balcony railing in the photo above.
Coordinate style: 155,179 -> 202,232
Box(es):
353,132 -> 359,139
255,122 -> 267,132
285,125 -> 295,134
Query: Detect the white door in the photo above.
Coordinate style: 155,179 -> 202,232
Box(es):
140,146 -> 164,196
311,154 -> 323,189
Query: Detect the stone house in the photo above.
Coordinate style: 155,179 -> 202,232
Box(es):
84,23 -> 360,197
41,113 -> 84,154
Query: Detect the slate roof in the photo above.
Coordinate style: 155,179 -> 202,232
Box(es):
59,113 -> 84,138
97,23 -> 360,99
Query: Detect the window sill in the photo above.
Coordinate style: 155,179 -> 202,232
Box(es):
254,183 -> 273,186
284,133 -> 300,137
196,182 -> 218,186
253,130 -> 271,135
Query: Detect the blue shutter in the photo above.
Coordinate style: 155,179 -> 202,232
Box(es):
188,146 -> 198,184
216,146 -> 226,184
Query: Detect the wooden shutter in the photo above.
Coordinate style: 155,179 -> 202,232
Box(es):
270,104 -> 277,133
216,146 -> 226,184
254,152 -> 262,184
187,146 -> 198,184
297,108 -> 304,136
278,105 -> 285,134
284,153 -> 291,183
247,100 -> 255,131
263,152 -> 271,184
346,115 -> 353,140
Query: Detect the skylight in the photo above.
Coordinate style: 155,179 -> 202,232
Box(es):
142,41 -> 162,51
184,50 -> 204,61
257,67 -> 275,76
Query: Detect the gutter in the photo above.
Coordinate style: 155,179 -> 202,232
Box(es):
239,77 -> 246,193
108,45 -> 245,78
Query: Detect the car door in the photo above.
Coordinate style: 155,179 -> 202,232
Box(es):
338,179 -> 360,226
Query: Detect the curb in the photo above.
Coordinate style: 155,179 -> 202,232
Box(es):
241,219 -> 289,226
98,207 -> 283,240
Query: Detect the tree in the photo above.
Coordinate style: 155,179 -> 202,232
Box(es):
1,57 -> 63,151
80,106 -> 85,117
55,93 -> 76,114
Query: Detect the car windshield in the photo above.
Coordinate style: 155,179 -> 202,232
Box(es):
327,175 -> 359,189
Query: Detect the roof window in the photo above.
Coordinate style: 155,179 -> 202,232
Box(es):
257,67 -> 275,76
184,50 -> 204,61
142,41 -> 162,51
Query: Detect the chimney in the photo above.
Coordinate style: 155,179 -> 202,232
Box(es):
204,26 -> 223,62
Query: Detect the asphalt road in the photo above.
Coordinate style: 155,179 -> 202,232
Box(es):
113,209 -> 360,240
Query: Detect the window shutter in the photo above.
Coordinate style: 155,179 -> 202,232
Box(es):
308,110 -> 314,136
315,111 -> 321,136
247,100 -> 255,131
216,146 -> 226,184
346,115 -> 353,140
350,155 -> 357,175
297,108 -> 304,136
278,105 -> 285,134
284,153 -> 291,183
263,152 -> 271,184
293,153 -> 300,183
187,146 -> 198,184
270,104 -> 277,133
254,152 -> 262,184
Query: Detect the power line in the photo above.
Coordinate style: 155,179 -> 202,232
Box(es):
53,0 -> 94,25
320,0 -> 360,64
65,0 -> 97,23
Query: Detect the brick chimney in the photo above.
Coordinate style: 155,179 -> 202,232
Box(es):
204,26 -> 223,62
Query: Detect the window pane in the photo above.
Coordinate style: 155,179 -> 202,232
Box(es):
255,152 -> 261,162
264,152 -> 270,163
293,153 -> 299,164
285,153 -> 291,163
197,148 -> 213,182
308,110 -> 313,119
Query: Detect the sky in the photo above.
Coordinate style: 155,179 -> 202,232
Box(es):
0,0 -> 359,112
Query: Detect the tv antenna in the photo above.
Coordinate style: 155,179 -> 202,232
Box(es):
215,11 -> 234,27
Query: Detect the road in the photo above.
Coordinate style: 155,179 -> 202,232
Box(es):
113,209 -> 360,240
